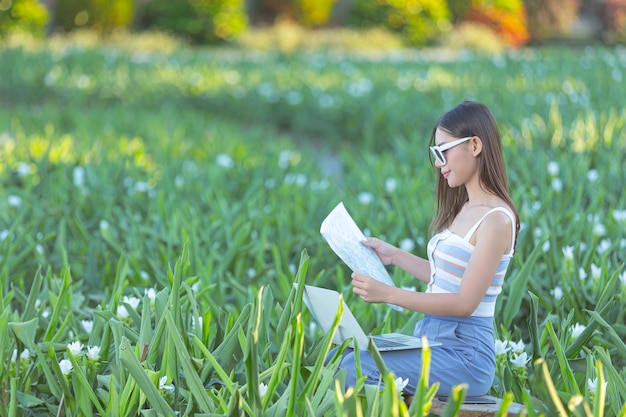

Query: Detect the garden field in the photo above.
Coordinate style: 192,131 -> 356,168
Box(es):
1,33 -> 626,416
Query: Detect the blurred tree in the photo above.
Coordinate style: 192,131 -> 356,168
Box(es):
600,0 -> 626,43
55,0 -> 133,32
139,0 -> 248,43
464,0 -> 530,47
523,0 -> 580,42
446,0 -> 473,22
0,0 -> 49,37
347,0 -> 451,46
294,0 -> 337,26
247,0 -> 337,27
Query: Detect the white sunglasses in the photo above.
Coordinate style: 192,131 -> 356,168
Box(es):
429,136 -> 473,165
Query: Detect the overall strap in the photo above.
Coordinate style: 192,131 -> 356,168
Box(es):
463,207 -> 516,254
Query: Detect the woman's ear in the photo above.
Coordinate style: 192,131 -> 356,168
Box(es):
471,136 -> 483,156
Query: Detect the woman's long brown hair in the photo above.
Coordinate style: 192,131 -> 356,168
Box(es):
428,101 -> 520,252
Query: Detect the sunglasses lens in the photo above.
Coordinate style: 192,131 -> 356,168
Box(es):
431,148 -> 445,165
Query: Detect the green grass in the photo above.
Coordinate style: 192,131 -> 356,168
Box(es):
0,32 -> 625,416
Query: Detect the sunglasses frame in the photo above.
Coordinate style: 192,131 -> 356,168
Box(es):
430,136 -> 473,165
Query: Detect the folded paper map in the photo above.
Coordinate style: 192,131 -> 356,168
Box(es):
320,202 -> 402,311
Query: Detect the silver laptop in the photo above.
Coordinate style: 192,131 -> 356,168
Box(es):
299,285 -> 441,351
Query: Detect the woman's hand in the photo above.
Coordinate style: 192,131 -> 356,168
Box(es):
361,237 -> 398,266
351,271 -> 392,303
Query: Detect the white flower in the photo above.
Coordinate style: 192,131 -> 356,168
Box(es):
596,239 -> 611,255
385,177 -> 397,192
87,346 -> 101,361
145,287 -> 156,302
8,195 -> 22,207
0,230 -> 8,241
285,90 -> 303,105
216,153 -> 234,169
284,173 -> 307,186
591,264 -> 602,279
495,339 -> 511,356
159,376 -> 175,393
587,169 -> 599,182
562,246 -> 574,260
357,192 -> 373,205
547,161 -> 559,176
11,349 -> 30,362
81,320 -> 93,334
399,238 -> 415,252
570,323 -> 586,338
542,240 -> 550,252
17,162 -> 31,176
587,377 -> 607,392
140,271 -> 150,281
259,382 -> 268,397
318,93 -> 337,108
310,179 -> 329,192
614,209 -> 626,222
551,178 -> 563,192
99,220 -> 109,231
510,352 -> 530,368
59,359 -> 73,375
278,150 -> 292,169
579,268 -> 588,280
394,376 -> 409,391
550,286 -> 563,300
620,271 -> 626,285
247,268 -> 256,278
67,341 -> 83,357
123,296 -> 141,309
593,223 -> 606,236
509,340 -> 525,353
133,181 -> 149,193
73,166 -> 85,187
117,305 -> 129,318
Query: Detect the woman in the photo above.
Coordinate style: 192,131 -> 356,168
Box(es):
336,100 -> 520,397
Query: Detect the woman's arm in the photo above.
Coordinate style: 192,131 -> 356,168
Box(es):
355,213 -> 512,317
361,238 -> 431,284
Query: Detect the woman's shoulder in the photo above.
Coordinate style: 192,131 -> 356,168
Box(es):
480,207 -> 514,229
475,206 -> 515,253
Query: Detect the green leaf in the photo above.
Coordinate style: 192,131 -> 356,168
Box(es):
585,309 -> 626,360
534,358 -> 568,417
8,318 -> 39,352
502,242 -> 543,329
67,355 -> 108,417
118,337 -> 175,416
287,313 -> 305,416
163,310 -> 216,413
544,319 -> 579,395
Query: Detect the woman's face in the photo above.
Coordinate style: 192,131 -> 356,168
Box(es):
433,128 -> 479,188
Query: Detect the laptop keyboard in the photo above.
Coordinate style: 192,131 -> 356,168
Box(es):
372,337 -> 405,348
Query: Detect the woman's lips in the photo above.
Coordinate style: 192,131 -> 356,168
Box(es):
442,170 -> 450,178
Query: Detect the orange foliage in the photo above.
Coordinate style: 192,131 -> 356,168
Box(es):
465,1 -> 530,47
